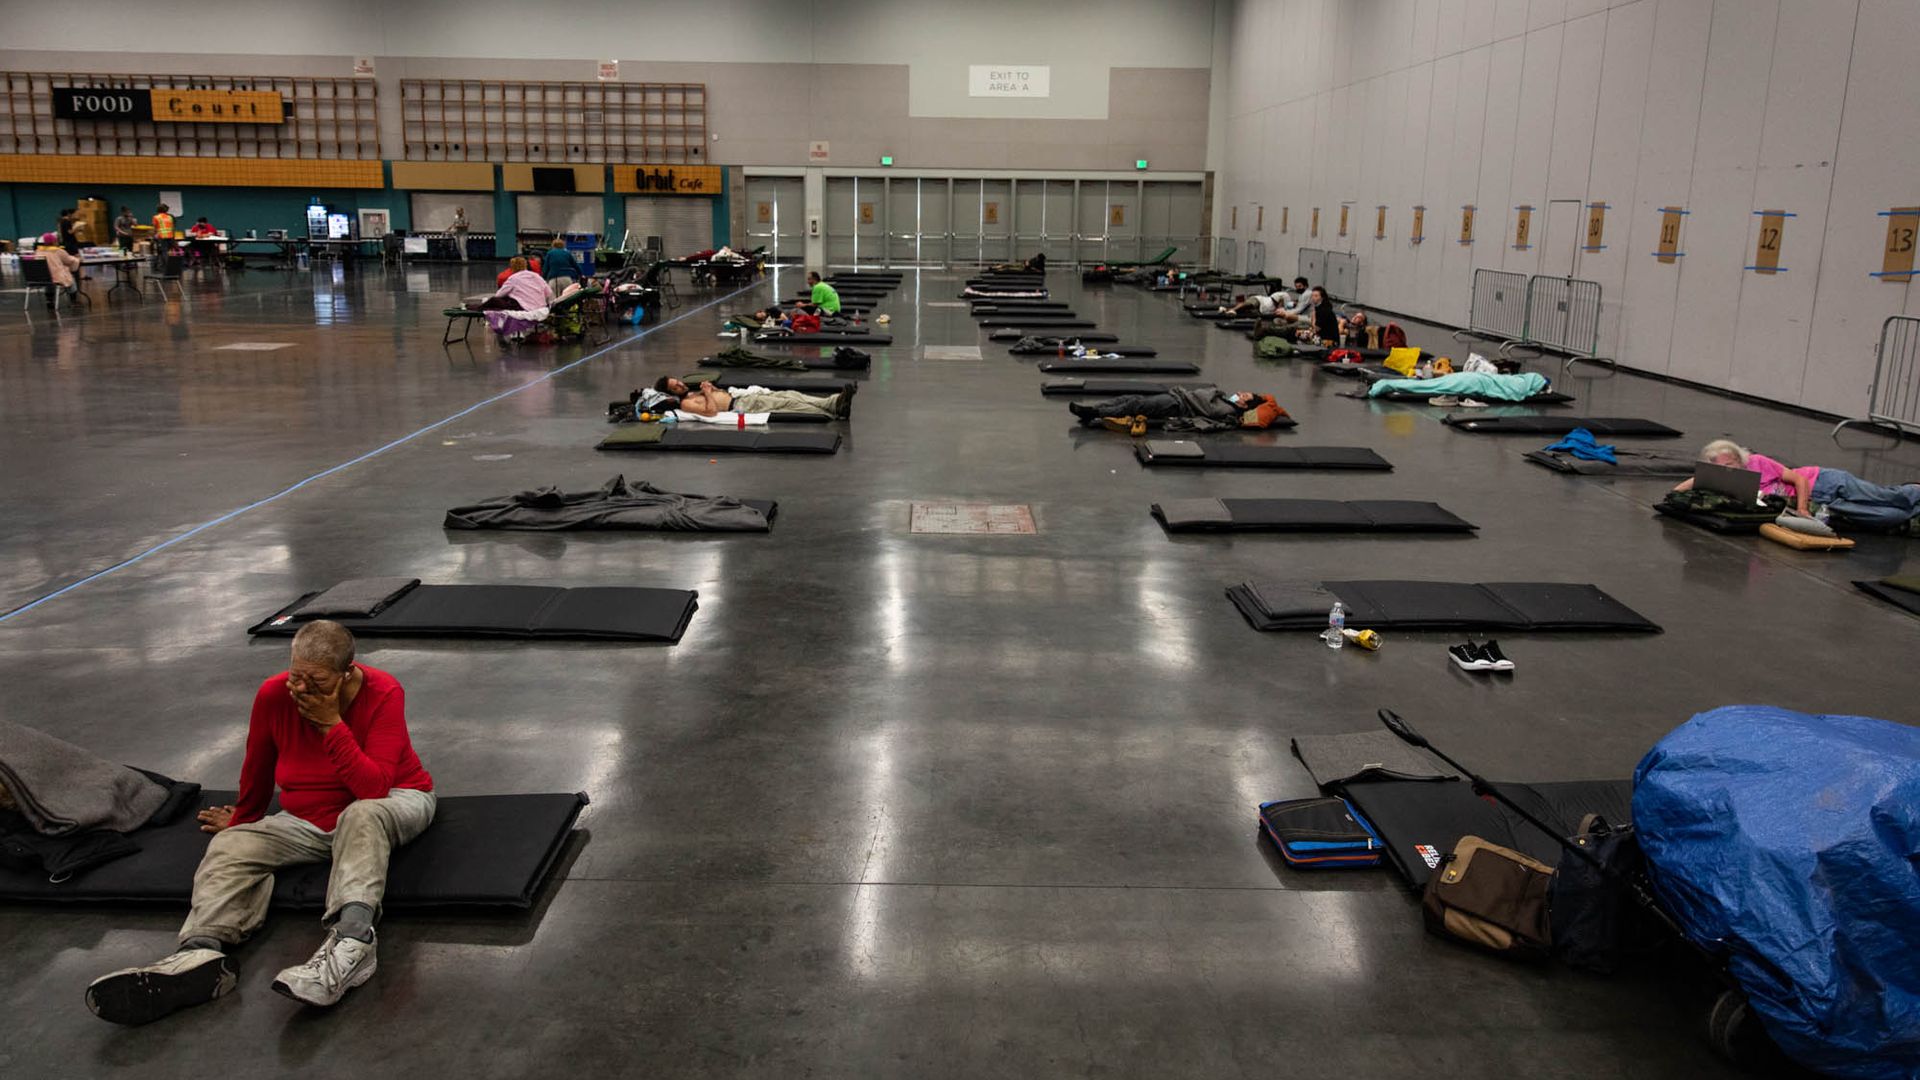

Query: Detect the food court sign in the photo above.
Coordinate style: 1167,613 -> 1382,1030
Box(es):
969,65 -> 1051,98
53,88 -> 286,124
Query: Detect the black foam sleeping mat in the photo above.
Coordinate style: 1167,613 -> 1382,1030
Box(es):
977,317 -> 1097,329
992,329 -> 1119,343
970,301 -> 1072,310
753,333 -> 894,347
1337,777 -> 1632,888
1371,387 -> 1577,405
1226,579 -> 1661,633
1523,448 -> 1698,476
1152,499 -> 1477,533
1443,414 -> 1682,437
599,426 -> 842,454
250,585 -> 699,642
1017,344 -> 1158,357
1854,577 -> 1920,617
1040,378 -> 1212,396
1038,358 -> 1195,373
0,791 -> 588,909
1135,442 -> 1392,470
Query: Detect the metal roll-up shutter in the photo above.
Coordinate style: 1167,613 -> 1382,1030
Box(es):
624,197 -> 714,257
515,195 -> 602,236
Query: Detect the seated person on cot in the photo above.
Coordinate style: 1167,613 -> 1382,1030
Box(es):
484,257 -> 553,311
795,272 -> 840,316
1672,439 -> 1920,534
1068,387 -> 1289,431
1293,286 -> 1341,344
88,622 -> 435,1025
652,376 -> 854,420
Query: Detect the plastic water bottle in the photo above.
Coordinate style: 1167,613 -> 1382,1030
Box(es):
1324,601 -> 1347,649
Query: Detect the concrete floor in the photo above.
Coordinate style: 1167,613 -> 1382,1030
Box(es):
1,260 -> 1915,1078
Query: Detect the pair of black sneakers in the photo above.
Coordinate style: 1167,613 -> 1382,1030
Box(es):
1448,640 -> 1513,673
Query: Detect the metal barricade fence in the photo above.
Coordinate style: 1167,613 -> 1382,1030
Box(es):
1835,316 -> 1920,439
1213,237 -> 1237,273
1297,247 -> 1326,286
1460,268 -> 1529,344
1246,240 -> 1267,276
1324,251 -> 1359,302
1523,276 -> 1602,356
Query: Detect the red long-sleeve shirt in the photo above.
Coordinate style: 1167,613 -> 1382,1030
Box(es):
233,665 -> 433,831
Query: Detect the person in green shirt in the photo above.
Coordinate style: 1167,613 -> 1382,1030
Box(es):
803,271 -> 840,315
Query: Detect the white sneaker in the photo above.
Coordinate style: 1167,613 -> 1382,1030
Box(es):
87,947 -> 236,1025
272,929 -> 377,1007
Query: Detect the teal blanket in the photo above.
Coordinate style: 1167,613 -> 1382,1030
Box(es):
1367,370 -> 1549,401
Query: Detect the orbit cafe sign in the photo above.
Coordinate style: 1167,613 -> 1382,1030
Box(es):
52,88 -> 288,124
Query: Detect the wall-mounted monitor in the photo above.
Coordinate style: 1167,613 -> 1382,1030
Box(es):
532,167 -> 576,193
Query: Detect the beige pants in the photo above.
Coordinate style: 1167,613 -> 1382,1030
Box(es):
733,390 -> 839,416
179,787 -> 436,946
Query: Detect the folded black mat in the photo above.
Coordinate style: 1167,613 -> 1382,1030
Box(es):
1855,577 -> 1920,617
0,791 -> 587,909
445,476 -> 775,532
1040,379 -> 1213,396
1152,499 -> 1476,533
1339,777 -> 1632,887
251,585 -> 698,642
1135,442 -> 1392,470
1227,579 -> 1660,632
1442,414 -> 1682,438
1038,358 -> 1196,374
754,333 -> 893,347
1016,344 -> 1158,357
1290,731 -> 1455,788
1523,448 -> 1699,476
599,426 -> 842,454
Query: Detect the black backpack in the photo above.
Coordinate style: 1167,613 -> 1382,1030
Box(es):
1549,814 -> 1658,973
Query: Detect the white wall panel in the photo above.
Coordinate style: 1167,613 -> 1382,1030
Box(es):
1726,0 -> 1855,402
1617,0 -> 1714,378
1807,0 -> 1920,414
1668,0 -> 1778,388
1502,26 -> 1564,275
1477,37 -> 1525,273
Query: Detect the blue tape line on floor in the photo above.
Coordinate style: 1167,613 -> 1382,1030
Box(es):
0,281 -> 761,623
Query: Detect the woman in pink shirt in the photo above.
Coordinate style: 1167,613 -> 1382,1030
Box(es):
1673,439 -> 1920,532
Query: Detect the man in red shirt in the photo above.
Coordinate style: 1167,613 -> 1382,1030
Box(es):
87,621 -> 435,1025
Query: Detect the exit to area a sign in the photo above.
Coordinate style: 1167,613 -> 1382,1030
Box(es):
969,65 -> 1051,98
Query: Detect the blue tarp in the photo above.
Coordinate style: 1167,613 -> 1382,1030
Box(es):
1633,706 -> 1920,1080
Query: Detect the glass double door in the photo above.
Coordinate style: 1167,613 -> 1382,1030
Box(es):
804,175 -> 1205,267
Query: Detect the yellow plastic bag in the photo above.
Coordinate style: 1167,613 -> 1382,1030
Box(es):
1383,347 -> 1421,377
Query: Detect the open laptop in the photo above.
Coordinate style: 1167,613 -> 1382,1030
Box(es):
1694,461 -> 1763,503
